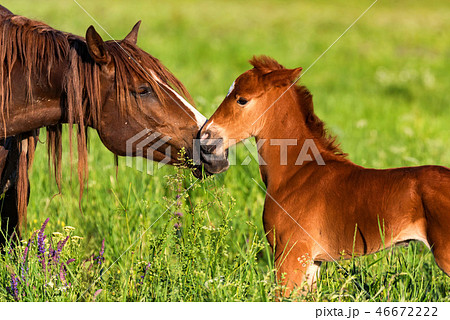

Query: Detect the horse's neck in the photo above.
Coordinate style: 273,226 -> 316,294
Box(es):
1,60 -> 67,137
255,94 -> 342,188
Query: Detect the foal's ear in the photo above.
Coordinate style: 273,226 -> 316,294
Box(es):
123,21 -> 141,45
86,25 -> 109,64
263,67 -> 303,88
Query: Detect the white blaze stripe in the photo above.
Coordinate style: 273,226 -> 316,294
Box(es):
150,71 -> 206,129
227,81 -> 235,97
163,83 -> 207,128
204,120 -> 214,131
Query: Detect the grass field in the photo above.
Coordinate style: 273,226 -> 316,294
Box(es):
0,0 -> 449,301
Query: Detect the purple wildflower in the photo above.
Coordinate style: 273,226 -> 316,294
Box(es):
174,211 -> 183,218
24,232 -> 36,258
54,236 -> 69,264
176,193 -> 182,206
10,273 -> 19,301
21,247 -> 29,282
37,218 -> 49,271
96,239 -> 105,265
139,262 -> 152,284
174,222 -> 181,229
145,262 -> 151,274
93,289 -> 103,301
23,246 -> 29,261
20,234 -> 35,283
59,263 -> 67,286
37,218 -> 49,256
47,241 -> 55,265
60,259 -> 76,287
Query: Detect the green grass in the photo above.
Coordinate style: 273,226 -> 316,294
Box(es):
0,0 -> 449,301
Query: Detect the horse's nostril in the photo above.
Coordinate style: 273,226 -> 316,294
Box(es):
200,131 -> 211,140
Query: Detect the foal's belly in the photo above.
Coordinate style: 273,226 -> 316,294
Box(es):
309,217 -> 430,262
289,173 -> 427,260
312,190 -> 429,260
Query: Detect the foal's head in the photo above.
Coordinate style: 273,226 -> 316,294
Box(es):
199,56 -> 302,173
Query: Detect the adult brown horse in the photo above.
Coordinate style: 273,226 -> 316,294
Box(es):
199,56 -> 450,295
0,5 -> 220,244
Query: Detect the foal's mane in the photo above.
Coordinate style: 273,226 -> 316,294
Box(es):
0,12 -> 193,208
250,56 -> 346,157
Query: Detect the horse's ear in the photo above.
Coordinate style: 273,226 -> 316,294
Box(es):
263,67 -> 303,88
123,21 -> 141,45
0,5 -> 13,16
86,25 -> 109,64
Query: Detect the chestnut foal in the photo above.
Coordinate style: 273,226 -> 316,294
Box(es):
200,56 -> 450,295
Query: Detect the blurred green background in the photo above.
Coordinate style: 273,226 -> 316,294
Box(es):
1,0 -> 449,301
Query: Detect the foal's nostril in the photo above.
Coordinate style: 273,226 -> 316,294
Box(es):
201,142 -> 217,154
200,130 -> 219,154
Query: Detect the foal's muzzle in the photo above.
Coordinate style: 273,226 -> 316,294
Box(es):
196,122 -> 230,175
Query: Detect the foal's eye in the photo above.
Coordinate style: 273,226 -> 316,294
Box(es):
137,85 -> 152,96
237,97 -> 249,106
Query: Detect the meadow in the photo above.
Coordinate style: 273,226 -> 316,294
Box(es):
0,0 -> 449,301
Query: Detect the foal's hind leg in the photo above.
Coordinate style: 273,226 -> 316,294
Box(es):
431,243 -> 450,276
426,219 -> 450,275
426,218 -> 450,276
419,168 -> 450,276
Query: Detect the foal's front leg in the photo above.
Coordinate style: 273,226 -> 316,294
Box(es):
276,245 -> 321,298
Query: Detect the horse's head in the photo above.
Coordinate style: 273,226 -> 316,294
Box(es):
84,23 -> 207,175
199,56 -> 302,173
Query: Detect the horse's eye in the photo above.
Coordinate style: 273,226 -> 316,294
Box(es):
237,97 -> 248,106
137,85 -> 152,96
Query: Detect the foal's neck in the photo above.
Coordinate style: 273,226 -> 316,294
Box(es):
255,89 -> 345,188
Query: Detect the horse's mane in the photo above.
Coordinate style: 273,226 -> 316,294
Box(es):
0,12 -> 194,214
0,15 -> 69,121
250,56 -> 346,157
294,85 -> 346,157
